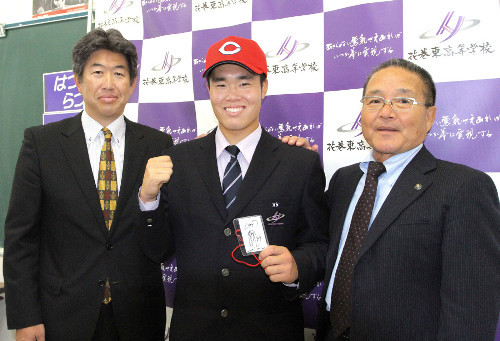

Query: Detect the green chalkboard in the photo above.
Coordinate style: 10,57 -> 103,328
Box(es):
0,17 -> 87,247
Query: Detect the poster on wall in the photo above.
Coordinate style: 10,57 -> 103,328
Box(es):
42,70 -> 81,124
32,0 -> 88,18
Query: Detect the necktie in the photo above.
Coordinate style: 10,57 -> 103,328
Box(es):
98,128 -> 118,304
98,128 -> 118,230
222,145 -> 242,210
330,161 -> 386,337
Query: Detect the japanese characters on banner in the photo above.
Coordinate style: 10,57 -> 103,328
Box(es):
43,0 -> 500,339
43,71 -> 81,124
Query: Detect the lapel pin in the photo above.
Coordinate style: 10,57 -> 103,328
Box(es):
414,184 -> 422,190
272,202 -> 279,207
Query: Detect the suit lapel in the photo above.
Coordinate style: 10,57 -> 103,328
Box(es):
226,129 -> 280,223
358,147 -> 437,258
111,118 -> 148,236
196,130 -> 227,220
323,166 -> 363,289
59,113 -> 106,231
330,167 -> 363,241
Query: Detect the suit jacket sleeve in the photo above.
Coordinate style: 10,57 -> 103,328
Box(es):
438,170 -> 500,340
4,128 -> 44,329
138,192 -> 176,264
287,152 -> 329,298
137,146 -> 175,265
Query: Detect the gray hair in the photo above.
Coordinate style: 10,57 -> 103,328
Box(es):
362,58 -> 436,106
72,28 -> 138,85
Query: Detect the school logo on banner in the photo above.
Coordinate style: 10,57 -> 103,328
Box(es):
152,52 -> 182,73
337,112 -> 363,137
265,36 -> 310,62
419,11 -> 480,42
105,0 -> 134,15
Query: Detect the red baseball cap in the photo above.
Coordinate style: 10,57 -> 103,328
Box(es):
203,36 -> 268,78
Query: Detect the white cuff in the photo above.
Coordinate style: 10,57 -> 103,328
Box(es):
138,187 -> 160,211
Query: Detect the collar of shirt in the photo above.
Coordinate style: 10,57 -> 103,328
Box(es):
215,125 -> 262,184
215,124 -> 262,163
81,110 -> 126,146
360,144 -> 423,188
81,111 -> 126,191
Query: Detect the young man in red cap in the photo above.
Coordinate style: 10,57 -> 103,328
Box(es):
138,36 -> 329,340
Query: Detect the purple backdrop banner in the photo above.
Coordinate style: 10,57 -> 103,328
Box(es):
426,78 -> 500,172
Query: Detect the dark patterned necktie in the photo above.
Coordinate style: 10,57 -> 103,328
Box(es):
222,145 -> 242,210
97,128 -> 118,304
330,161 -> 386,337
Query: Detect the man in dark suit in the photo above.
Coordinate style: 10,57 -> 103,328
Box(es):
138,36 -> 329,340
316,59 -> 500,340
4,28 -> 172,340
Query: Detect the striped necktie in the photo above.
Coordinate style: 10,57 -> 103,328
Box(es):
222,145 -> 242,210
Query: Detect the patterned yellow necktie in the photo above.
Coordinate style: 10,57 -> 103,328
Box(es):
98,128 -> 118,304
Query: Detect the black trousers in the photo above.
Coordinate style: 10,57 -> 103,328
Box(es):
92,302 -> 120,341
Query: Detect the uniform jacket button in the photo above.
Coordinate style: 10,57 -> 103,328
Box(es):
220,309 -> 228,318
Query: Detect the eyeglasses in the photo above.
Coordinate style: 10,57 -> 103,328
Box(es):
360,96 -> 431,112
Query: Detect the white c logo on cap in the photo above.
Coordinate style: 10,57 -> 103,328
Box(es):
219,41 -> 241,55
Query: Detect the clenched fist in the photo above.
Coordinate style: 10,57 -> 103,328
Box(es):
139,155 -> 173,203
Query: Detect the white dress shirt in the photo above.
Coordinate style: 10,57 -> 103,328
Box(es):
215,124 -> 261,185
81,111 -> 126,193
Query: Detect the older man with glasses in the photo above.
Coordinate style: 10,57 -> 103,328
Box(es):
314,58 -> 500,341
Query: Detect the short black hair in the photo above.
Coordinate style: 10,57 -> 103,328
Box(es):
363,58 -> 436,106
72,28 -> 138,85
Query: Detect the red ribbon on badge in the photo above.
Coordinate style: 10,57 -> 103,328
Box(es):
231,229 -> 262,267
